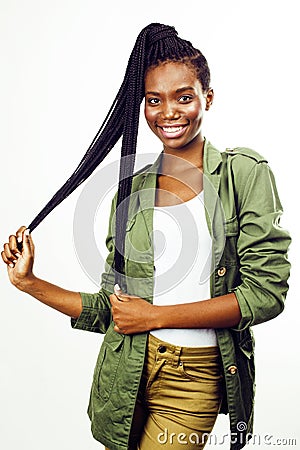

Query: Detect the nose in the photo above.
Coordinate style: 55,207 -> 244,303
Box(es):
161,101 -> 180,120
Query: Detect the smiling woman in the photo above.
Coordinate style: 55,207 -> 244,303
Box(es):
144,62 -> 214,207
144,62 -> 214,150
1,23 -> 291,450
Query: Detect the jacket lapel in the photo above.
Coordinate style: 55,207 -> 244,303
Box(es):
203,140 -> 226,269
136,153 -> 162,237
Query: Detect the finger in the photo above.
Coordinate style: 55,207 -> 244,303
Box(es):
109,294 -> 120,306
8,235 -> 22,259
16,226 -> 27,241
3,243 -> 18,264
1,250 -> 15,268
16,226 -> 27,248
114,324 -> 124,335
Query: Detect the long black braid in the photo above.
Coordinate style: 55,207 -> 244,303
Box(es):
26,23 -> 210,288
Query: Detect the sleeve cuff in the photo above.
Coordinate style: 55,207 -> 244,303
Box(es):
70,292 -> 111,333
230,288 -> 253,331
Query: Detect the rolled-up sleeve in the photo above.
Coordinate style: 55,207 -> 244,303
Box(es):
233,161 -> 291,330
71,290 -> 112,333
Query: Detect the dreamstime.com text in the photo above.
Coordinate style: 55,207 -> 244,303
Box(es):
157,428 -> 297,446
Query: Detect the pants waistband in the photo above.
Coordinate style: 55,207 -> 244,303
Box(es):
147,333 -> 220,367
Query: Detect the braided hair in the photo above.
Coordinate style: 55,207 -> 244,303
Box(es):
27,23 -> 210,287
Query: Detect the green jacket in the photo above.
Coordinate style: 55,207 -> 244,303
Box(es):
71,140 -> 291,450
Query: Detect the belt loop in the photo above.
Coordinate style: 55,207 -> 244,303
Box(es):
172,346 -> 182,367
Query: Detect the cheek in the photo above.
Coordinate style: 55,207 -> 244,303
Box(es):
187,102 -> 203,122
144,106 -> 157,128
144,106 -> 155,123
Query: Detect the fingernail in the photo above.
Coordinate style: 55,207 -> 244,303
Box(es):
17,236 -> 22,243
114,283 -> 121,292
9,263 -> 14,268
13,260 -> 17,264
25,229 -> 30,236
16,253 -> 21,258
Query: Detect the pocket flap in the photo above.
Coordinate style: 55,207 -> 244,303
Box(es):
225,216 -> 239,236
104,325 -> 125,351
239,335 -> 255,359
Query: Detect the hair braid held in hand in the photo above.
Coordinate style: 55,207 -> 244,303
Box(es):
27,23 -> 211,288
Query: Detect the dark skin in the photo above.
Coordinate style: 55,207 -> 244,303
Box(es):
1,62 -> 241,333
111,62 -> 241,334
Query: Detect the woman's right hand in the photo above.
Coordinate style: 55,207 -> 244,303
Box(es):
1,226 -> 35,289
2,226 -> 82,317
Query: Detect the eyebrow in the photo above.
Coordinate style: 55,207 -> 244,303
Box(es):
176,86 -> 195,93
145,86 -> 196,96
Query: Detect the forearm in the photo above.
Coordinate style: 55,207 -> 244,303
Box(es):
16,275 -> 82,319
152,293 -> 241,330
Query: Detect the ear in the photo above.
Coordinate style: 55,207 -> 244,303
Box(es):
205,88 -> 214,111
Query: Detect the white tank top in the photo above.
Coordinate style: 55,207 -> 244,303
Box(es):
151,191 -> 218,347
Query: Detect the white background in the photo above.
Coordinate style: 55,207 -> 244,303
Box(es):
0,0 -> 299,449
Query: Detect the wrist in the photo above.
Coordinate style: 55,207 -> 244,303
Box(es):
150,304 -> 165,330
14,273 -> 38,292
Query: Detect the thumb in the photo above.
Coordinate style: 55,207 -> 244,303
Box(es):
114,284 -> 129,302
22,229 -> 33,256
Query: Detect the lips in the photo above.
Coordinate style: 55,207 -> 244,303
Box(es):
158,124 -> 187,139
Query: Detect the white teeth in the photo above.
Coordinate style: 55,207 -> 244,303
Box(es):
162,126 -> 183,133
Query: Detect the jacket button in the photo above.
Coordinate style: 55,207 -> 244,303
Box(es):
228,365 -> 238,375
217,267 -> 227,277
158,345 -> 167,353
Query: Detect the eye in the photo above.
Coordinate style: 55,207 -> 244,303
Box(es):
147,97 -> 160,105
178,95 -> 193,103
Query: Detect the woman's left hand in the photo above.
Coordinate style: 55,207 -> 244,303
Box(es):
109,285 -> 157,334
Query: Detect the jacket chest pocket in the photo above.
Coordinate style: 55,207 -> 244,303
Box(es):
93,326 -> 125,402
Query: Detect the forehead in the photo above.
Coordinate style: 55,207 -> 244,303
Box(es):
144,62 -> 201,91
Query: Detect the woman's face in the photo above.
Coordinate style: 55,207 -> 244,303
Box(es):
144,62 -> 213,153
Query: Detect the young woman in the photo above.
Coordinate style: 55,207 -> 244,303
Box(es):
1,23 -> 291,450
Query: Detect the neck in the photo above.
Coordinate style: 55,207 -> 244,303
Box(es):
162,137 -> 205,174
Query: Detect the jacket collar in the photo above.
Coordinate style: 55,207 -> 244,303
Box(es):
141,138 -> 223,179
203,139 -> 223,175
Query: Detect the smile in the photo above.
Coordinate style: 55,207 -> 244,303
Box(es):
162,126 -> 184,133
158,125 -> 187,139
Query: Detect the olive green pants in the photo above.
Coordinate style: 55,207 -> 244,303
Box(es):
125,333 -> 224,450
